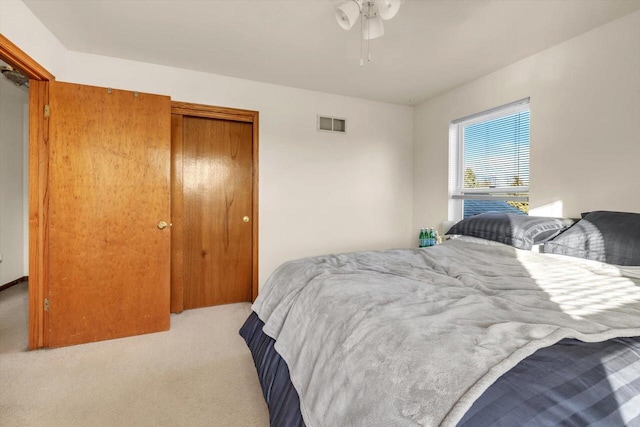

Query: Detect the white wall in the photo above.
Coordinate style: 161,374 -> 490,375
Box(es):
1,1 -> 415,287
0,0 -> 68,78
0,77 -> 29,284
22,102 -> 28,276
414,10 -> 640,231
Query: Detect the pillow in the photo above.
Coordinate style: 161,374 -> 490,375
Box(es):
445,212 -> 575,250
544,211 -> 640,266
450,235 -> 511,247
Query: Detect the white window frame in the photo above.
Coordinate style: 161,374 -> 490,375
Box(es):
448,98 -> 530,222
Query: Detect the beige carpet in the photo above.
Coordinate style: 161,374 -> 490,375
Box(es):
0,282 -> 270,427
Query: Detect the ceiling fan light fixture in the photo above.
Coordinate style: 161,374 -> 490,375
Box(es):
335,0 -> 363,30
334,0 -> 402,65
363,15 -> 385,40
378,0 -> 401,20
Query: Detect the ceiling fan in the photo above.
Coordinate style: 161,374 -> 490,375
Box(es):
335,0 -> 403,65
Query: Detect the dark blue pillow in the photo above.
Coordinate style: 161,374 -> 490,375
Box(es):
446,212 -> 574,250
544,211 -> 640,266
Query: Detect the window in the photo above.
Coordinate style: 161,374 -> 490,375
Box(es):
449,98 -> 530,221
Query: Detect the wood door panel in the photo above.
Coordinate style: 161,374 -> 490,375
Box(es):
47,81 -> 171,347
182,117 -> 253,309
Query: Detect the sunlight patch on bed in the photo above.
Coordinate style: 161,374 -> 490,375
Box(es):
604,365 -> 640,422
515,250 -> 640,319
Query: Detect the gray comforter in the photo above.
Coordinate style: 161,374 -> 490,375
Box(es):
252,240 -> 640,427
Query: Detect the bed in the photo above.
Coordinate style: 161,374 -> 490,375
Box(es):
240,211 -> 640,426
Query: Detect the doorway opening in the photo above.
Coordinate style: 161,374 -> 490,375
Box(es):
0,58 -> 29,353
0,34 -> 54,349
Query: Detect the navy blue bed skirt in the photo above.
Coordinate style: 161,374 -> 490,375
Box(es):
240,311 -> 306,427
240,311 -> 640,426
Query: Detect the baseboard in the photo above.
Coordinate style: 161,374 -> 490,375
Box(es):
0,276 -> 28,292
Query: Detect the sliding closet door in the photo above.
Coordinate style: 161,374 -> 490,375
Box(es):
47,81 -> 171,347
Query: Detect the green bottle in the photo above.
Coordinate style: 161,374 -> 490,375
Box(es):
419,228 -> 425,247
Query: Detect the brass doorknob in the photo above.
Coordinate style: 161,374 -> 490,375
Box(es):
243,216 -> 250,223
158,221 -> 168,230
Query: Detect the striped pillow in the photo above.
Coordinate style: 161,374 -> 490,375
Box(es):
446,212 -> 574,250
544,211 -> 640,266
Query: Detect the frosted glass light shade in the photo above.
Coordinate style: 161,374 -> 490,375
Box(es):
379,0 -> 401,20
363,15 -> 384,40
335,0 -> 362,30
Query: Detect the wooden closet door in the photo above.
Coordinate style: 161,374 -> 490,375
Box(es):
182,117 -> 253,309
47,81 -> 171,347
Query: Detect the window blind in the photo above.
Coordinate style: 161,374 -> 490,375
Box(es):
463,111 -> 530,189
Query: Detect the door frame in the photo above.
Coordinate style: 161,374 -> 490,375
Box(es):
170,101 -> 259,313
0,34 -> 54,349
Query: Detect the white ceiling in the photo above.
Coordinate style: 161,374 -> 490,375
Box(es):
23,0 -> 640,106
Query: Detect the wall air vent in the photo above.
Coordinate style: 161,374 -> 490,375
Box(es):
317,115 -> 346,134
